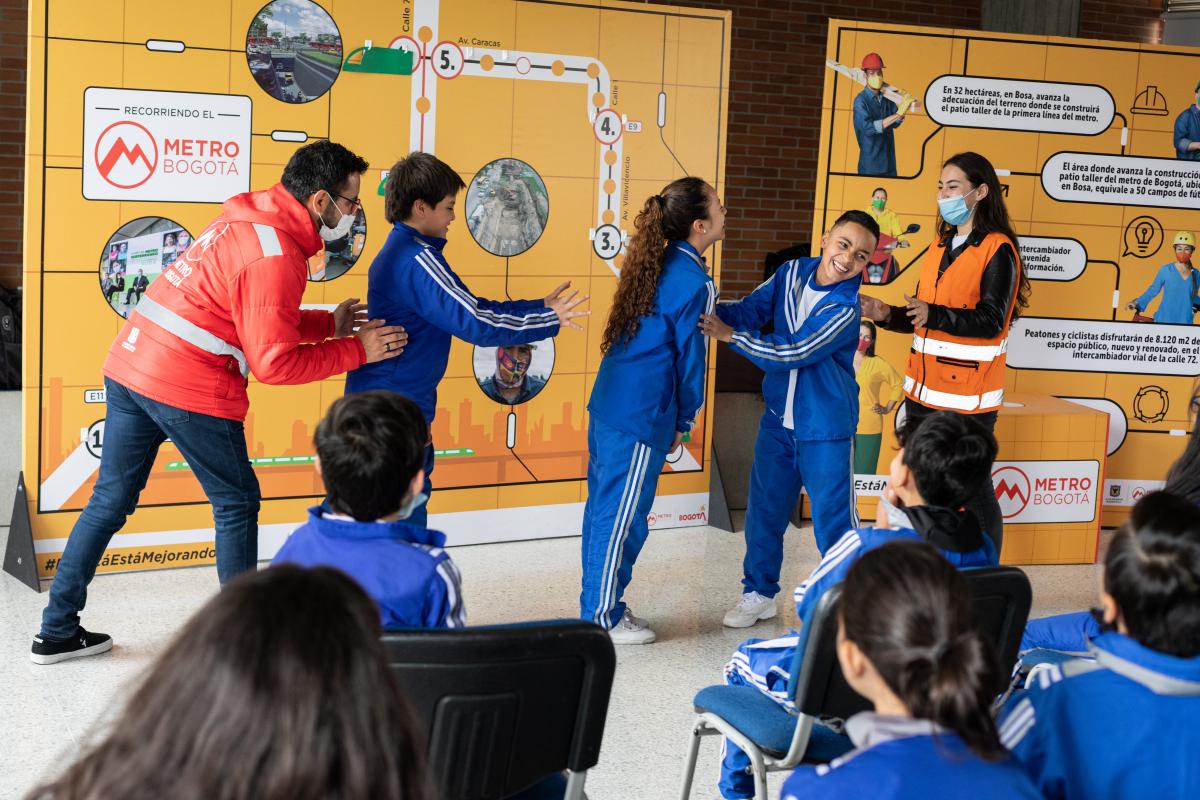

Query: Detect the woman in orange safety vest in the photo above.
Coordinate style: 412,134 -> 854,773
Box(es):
861,151 -> 1030,552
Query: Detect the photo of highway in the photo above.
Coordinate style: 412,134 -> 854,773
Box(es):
247,0 -> 342,104
466,158 -> 550,257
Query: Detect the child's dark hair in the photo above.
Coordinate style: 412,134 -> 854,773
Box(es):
384,151 -> 467,223
898,411 -> 997,508
841,540 -> 1006,760
601,176 -> 712,353
938,152 -> 1029,319
1105,491 -> 1200,658
861,319 -> 877,358
281,140 -> 369,203
832,208 -> 881,247
314,391 -> 429,521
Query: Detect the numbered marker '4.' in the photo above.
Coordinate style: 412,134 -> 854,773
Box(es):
593,109 -> 623,145
593,223 -> 623,260
85,419 -> 105,460
432,41 -> 465,79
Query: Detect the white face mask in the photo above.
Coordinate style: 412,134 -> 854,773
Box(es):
318,191 -> 355,241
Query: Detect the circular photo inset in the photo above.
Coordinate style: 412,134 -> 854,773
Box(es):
98,217 -> 192,319
466,158 -> 549,257
472,339 -> 555,406
308,205 -> 366,281
247,0 -> 342,104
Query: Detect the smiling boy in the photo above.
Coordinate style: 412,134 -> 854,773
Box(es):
699,209 -> 880,628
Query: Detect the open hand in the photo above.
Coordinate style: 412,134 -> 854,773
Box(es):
545,281 -> 590,331
860,294 -> 889,322
333,297 -> 369,338
698,312 -> 733,342
904,294 -> 930,328
355,318 -> 408,363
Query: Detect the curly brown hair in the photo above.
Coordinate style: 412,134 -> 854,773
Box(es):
601,177 -> 712,353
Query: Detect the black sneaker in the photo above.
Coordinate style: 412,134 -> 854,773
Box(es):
30,628 -> 113,665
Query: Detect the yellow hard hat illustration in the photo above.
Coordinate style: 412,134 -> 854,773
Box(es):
1174,231 -> 1196,248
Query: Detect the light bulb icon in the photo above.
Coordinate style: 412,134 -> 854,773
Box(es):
1135,221 -> 1153,254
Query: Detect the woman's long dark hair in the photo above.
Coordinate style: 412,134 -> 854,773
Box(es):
861,319 -> 877,358
938,151 -> 1031,319
29,565 -> 430,800
841,540 -> 1006,761
601,176 -> 711,354
1105,491 -> 1200,658
1165,380 -> 1200,507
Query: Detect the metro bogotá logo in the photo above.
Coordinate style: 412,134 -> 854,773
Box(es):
94,120 -> 158,189
993,465 -> 1031,519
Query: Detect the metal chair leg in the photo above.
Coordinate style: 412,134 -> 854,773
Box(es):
679,718 -> 706,800
565,769 -> 587,800
750,748 -> 769,800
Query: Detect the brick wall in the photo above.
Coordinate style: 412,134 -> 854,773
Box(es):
0,0 -> 25,290
1079,0 -> 1163,44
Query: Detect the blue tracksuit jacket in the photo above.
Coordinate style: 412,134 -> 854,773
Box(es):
726,506 -> 998,712
715,256 -> 861,441
345,222 -> 561,422
783,714 -> 1041,800
999,632 -> 1200,800
588,240 -> 716,452
273,507 -> 466,630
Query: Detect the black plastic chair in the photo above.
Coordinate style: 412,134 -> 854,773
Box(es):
382,620 -> 616,800
679,566 -> 1033,800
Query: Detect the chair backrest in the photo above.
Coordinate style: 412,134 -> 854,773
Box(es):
791,566 -> 1034,720
381,620 -> 615,800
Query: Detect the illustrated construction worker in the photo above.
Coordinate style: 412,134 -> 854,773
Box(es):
1128,231 -> 1200,325
852,53 -> 914,177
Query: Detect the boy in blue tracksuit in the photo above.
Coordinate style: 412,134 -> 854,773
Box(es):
717,411 -> 1000,799
699,210 -> 879,630
345,152 -> 588,526
583,177 -> 721,645
272,390 -> 465,630
998,491 -> 1200,800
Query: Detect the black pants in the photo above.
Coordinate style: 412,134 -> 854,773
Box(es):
902,398 -> 1004,552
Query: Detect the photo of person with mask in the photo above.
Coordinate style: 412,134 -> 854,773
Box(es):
852,53 -> 914,177
1126,231 -> 1199,325
1174,80 -> 1200,161
854,320 -> 902,475
861,151 -> 1030,553
477,342 -> 548,405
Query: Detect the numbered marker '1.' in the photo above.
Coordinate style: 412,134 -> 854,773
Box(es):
593,109 -> 623,145
85,419 -> 105,459
593,224 -> 623,260
432,41 -> 465,79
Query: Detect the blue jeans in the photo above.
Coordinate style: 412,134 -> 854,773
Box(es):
40,378 -> 261,638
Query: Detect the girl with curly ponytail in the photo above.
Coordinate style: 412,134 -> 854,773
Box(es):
582,177 -> 724,645
781,540 -> 1041,800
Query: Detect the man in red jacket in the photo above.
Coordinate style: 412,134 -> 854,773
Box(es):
32,140 -> 406,665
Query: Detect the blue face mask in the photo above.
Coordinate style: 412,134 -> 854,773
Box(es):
937,188 -> 977,226
395,491 -> 428,521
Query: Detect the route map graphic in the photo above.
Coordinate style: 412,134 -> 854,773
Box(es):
20,0 -> 730,576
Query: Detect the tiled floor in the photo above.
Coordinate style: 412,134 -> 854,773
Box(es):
0,390 -> 1101,799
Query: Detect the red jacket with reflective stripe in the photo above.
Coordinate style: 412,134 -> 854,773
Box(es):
103,184 -> 366,420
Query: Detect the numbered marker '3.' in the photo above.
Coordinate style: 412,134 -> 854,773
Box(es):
432,41 -> 465,79
593,223 -> 623,260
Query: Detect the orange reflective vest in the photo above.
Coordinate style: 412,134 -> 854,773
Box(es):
904,232 -> 1019,413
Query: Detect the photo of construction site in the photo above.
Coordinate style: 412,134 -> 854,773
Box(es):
465,158 -> 550,257
246,0 -> 342,104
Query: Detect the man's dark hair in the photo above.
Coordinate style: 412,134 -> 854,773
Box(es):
281,140 -> 369,203
897,411 -> 997,508
384,151 -> 466,224
832,208 -> 881,247
1106,491 -> 1200,657
314,391 -> 428,521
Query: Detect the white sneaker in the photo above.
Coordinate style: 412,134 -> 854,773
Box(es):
609,609 -> 656,645
723,591 -> 777,628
